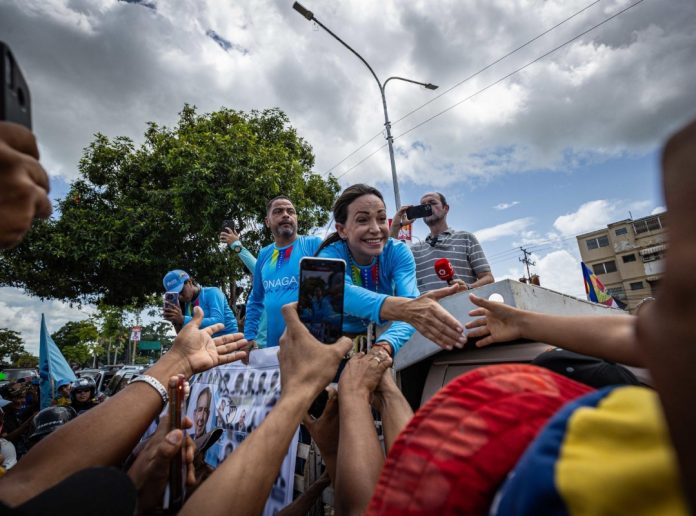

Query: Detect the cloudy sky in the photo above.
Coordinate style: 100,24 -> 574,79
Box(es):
2,0 -> 695,353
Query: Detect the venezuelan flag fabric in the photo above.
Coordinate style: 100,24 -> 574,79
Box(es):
491,386 -> 688,515
581,262 -> 621,308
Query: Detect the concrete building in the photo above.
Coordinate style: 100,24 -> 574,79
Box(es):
576,212 -> 667,311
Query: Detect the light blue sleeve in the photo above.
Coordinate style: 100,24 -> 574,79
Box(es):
229,243 -> 258,272
182,288 -> 228,330
318,242 -> 390,325
373,241 -> 420,355
243,249 -> 267,341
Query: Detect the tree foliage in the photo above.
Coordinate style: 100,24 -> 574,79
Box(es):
0,329 -> 26,366
0,106 -> 339,307
51,320 -> 99,351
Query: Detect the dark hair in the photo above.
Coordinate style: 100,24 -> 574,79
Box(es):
421,192 -> 447,207
317,184 -> 386,254
266,195 -> 292,214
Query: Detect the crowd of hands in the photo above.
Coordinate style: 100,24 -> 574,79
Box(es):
3,116 -> 696,513
0,302 -> 411,515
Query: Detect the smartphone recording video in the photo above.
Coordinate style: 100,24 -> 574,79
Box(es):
166,376 -> 186,511
405,203 -> 432,220
298,257 -> 345,344
221,219 -> 235,232
164,291 -> 179,310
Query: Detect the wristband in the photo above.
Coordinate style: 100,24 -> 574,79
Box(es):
130,375 -> 168,407
230,241 -> 243,253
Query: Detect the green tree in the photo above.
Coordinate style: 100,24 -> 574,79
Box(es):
14,353 -> 39,368
51,320 -> 99,351
61,344 -> 92,368
0,106 -> 339,307
0,328 -> 26,366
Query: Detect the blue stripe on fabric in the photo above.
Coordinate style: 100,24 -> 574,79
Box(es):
491,387 -> 616,516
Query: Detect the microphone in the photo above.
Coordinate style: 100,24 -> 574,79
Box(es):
434,258 -> 456,283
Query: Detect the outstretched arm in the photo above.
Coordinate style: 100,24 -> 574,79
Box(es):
180,304 -> 352,516
465,293 -> 643,366
373,370 -> 413,453
0,308 -> 248,507
335,349 -> 392,515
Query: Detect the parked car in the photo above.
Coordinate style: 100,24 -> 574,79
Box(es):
104,365 -> 146,397
0,368 -> 39,388
76,368 -> 114,396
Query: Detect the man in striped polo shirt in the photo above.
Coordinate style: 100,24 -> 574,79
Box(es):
392,192 -> 494,293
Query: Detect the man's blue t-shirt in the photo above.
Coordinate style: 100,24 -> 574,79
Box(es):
244,235 -> 322,347
182,286 -> 238,337
318,238 -> 420,355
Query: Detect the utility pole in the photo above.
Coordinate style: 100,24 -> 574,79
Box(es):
519,247 -> 536,283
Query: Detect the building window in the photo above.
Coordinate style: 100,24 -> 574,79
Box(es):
607,286 -> 627,301
592,260 -> 617,275
615,227 -> 628,236
633,215 -> 664,235
586,235 -> 610,251
630,281 -> 644,291
622,254 -> 637,263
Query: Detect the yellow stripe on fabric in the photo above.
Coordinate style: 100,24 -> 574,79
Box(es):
556,386 -> 687,516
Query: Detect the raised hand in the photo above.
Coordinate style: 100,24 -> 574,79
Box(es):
465,293 -> 524,347
278,303 -> 353,399
0,122 -> 51,249
170,306 -> 249,376
399,283 -> 468,350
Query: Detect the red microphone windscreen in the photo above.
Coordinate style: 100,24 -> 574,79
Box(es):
434,258 -> 455,282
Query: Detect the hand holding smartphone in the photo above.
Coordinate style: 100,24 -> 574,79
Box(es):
405,203 -> 433,221
167,376 -> 186,512
0,42 -> 32,129
164,291 -> 179,310
298,257 -> 345,345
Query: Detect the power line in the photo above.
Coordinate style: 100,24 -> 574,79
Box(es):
322,130 -> 384,176
391,0 -> 604,127
322,0 -> 604,178
334,142 -> 388,180
394,0 -> 646,141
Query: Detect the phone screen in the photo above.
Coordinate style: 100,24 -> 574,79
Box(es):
298,257 -> 345,344
405,203 -> 433,220
167,376 -> 186,511
164,291 -> 179,310
0,42 -> 32,129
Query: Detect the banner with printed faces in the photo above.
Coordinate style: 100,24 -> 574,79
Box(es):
186,348 -> 297,515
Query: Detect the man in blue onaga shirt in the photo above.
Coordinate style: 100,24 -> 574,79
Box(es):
244,196 -> 322,348
162,269 -> 238,337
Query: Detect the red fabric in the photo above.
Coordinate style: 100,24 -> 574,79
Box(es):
367,364 -> 593,515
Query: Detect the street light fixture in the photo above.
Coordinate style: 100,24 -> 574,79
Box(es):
293,2 -> 438,209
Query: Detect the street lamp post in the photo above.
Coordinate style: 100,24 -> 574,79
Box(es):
293,2 -> 438,209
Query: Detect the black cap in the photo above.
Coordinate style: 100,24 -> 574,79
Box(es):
531,348 -> 640,389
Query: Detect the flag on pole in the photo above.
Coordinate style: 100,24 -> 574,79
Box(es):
39,314 -> 77,409
581,262 -> 624,309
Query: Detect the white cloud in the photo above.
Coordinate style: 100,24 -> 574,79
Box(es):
493,201 -> 519,210
553,198 -> 655,236
475,217 -> 534,243
0,288 -> 96,356
0,0 -> 693,188
651,206 -> 666,215
491,249 -> 585,298
553,199 -> 616,236
534,250 -> 585,298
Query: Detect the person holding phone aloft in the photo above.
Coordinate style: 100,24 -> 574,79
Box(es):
390,192 -> 494,292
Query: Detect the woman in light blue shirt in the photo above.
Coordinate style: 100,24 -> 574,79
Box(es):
317,184 -> 467,356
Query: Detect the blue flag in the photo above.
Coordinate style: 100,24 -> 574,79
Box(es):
39,314 -> 77,409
